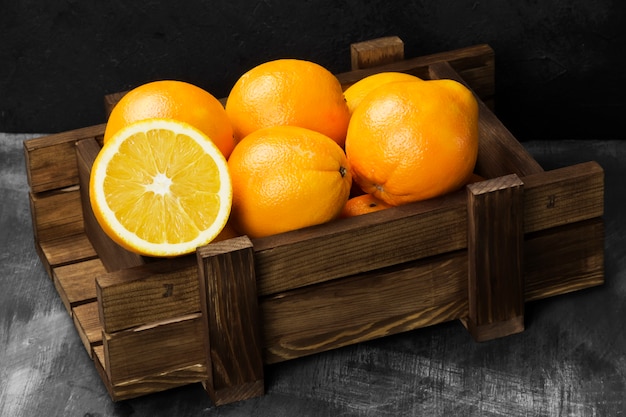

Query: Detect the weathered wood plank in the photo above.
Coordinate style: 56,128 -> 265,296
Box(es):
197,237 -> 265,405
350,36 -> 405,70
464,174 -> 525,342
103,313 -> 206,385
53,258 -> 105,314
23,124 -> 105,193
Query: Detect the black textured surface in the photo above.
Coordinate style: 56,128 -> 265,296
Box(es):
1,1 -> 624,140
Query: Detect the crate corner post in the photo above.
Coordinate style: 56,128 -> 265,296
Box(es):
462,174 -> 525,342
196,236 -> 265,406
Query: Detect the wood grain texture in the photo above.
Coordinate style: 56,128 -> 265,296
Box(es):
103,313 -> 206,384
465,174 -> 525,341
350,36 -> 405,70
261,250 -> 468,364
252,190 -> 468,295
28,187 -> 83,243
72,301 -> 102,358
22,123 -> 105,193
53,257 -> 105,313
197,236 -> 265,405
96,255 -> 200,333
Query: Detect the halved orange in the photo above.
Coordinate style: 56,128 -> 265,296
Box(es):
89,118 -> 232,257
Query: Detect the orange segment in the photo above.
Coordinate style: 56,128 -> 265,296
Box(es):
90,118 -> 232,257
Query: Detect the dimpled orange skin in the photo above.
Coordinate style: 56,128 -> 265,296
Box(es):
343,71 -> 423,114
345,79 -> 479,206
104,80 -> 235,158
228,125 -> 352,239
225,59 -> 351,147
340,193 -> 393,218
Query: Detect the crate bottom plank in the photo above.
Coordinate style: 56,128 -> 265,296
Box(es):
53,258 -> 106,314
73,301 -> 103,358
36,233 -> 98,277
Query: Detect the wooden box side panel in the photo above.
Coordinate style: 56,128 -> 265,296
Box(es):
23,123 -> 105,194
261,251 -> 468,364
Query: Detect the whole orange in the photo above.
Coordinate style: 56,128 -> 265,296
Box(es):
225,59 -> 351,146
340,193 -> 393,218
343,71 -> 422,114
228,125 -> 352,238
104,80 -> 235,158
345,79 -> 479,206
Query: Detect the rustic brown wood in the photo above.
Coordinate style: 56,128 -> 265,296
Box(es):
53,258 -> 105,314
37,233 -> 98,277
525,218 -> 604,301
96,255 -> 199,333
261,250 -> 468,363
75,138 -> 147,272
28,187 -> 84,243
428,60 -> 544,178
522,161 -> 604,233
464,174 -> 525,342
103,313 -> 206,384
350,36 -> 405,70
197,236 -> 265,405
93,344 -> 207,402
23,123 -> 105,193
73,301 -> 103,358
253,190 -> 468,296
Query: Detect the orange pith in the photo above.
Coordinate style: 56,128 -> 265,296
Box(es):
343,71 -> 423,114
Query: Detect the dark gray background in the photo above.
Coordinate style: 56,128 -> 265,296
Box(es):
1,0 -> 624,140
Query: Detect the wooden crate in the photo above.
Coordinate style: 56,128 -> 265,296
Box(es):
23,37 -> 605,406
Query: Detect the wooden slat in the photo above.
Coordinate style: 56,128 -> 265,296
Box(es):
428,60 -> 544,178
464,174 -> 525,342
261,250 -> 468,364
96,255 -> 200,333
197,236 -> 265,405
53,258 -> 105,313
38,233 -> 98,277
93,345 -> 207,401
73,301 -> 103,358
525,218 -> 604,301
29,188 -> 84,243
103,313 -> 206,385
253,190 -> 469,296
23,124 -> 105,193
522,161 -> 604,233
351,36 -> 405,70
